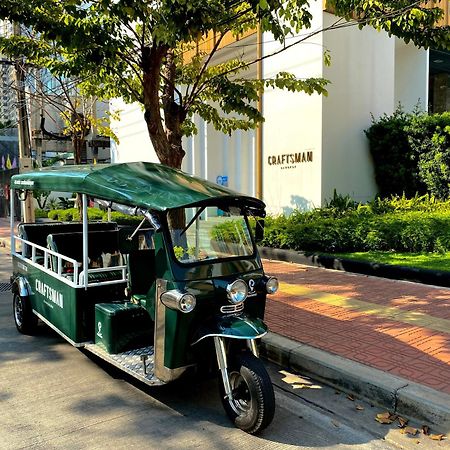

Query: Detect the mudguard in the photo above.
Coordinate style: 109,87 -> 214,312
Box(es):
11,275 -> 32,297
191,313 -> 268,345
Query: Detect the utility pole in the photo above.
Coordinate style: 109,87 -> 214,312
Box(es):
13,22 -> 34,222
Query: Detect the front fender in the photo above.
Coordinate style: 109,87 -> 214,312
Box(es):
11,275 -> 32,297
191,313 -> 268,346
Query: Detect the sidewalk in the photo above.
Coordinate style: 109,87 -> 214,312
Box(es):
0,216 -> 16,252
262,259 -> 450,430
1,217 -> 449,430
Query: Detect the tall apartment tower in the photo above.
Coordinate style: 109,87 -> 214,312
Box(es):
0,20 -> 17,125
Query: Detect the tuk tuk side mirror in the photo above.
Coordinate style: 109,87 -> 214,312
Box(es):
255,218 -> 264,244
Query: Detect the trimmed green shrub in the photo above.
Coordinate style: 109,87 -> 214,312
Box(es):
407,112 -> 450,199
106,211 -> 144,225
365,107 -> 425,197
366,107 -> 450,199
261,196 -> 450,254
88,208 -> 104,221
48,209 -> 64,220
34,208 -> 49,219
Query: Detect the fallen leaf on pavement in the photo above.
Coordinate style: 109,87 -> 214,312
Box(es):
401,427 -> 418,436
279,370 -> 319,389
397,417 -> 409,428
429,434 -> 445,441
376,416 -> 394,424
375,411 -> 395,424
331,420 -> 340,428
356,405 -> 364,411
346,394 -> 355,401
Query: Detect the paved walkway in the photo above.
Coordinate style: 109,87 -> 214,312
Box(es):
1,217 -> 449,397
263,260 -> 450,395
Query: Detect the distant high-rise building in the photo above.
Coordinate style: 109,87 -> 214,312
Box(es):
0,20 -> 17,125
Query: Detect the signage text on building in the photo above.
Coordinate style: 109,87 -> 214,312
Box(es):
267,151 -> 313,170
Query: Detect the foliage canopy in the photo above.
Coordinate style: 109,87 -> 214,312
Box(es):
0,0 -> 449,168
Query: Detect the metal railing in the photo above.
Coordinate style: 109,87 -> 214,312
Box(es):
14,236 -> 127,288
14,236 -> 80,286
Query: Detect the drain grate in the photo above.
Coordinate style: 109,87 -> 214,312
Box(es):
0,282 -> 11,292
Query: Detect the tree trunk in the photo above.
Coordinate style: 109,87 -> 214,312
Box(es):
72,136 -> 85,220
142,44 -> 186,170
72,136 -> 85,165
142,45 -> 188,231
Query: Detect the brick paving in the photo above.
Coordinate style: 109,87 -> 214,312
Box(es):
1,217 -> 449,396
263,259 -> 450,395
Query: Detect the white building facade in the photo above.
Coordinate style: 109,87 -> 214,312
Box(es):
110,3 -> 431,215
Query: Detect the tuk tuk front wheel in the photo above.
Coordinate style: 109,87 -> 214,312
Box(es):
13,294 -> 37,335
220,352 -> 275,434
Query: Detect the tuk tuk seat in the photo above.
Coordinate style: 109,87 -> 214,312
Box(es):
127,249 -> 156,296
47,230 -> 122,277
19,222 -> 117,259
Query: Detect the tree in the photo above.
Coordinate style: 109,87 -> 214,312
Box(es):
0,1 -> 448,172
0,119 -> 14,133
9,64 -> 117,165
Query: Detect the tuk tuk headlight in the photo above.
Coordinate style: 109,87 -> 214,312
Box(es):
161,290 -> 196,313
265,277 -> 279,294
226,279 -> 248,304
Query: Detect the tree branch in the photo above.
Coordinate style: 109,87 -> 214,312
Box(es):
184,30 -> 229,109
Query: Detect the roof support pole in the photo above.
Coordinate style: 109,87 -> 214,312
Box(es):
82,194 -> 88,289
10,189 -> 15,254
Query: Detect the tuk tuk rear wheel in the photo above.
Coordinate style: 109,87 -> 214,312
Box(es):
220,352 -> 275,434
13,294 -> 37,335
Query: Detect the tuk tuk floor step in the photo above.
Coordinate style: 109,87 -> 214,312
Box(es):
84,343 -> 165,386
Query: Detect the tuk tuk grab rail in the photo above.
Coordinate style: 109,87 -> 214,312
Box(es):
13,236 -> 80,287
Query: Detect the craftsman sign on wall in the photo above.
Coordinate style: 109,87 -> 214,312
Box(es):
267,151 -> 313,170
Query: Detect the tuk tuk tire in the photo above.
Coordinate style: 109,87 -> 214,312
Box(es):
220,352 -> 275,434
13,293 -> 38,335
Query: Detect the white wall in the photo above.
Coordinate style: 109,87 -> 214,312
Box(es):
394,39 -> 428,112
262,0 -> 324,214
321,14 -> 394,203
182,115 -> 256,195
110,98 -> 157,163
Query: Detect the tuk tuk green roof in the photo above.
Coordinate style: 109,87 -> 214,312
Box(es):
11,162 -> 265,213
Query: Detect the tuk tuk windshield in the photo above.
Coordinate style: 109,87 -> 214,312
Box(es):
168,206 -> 254,264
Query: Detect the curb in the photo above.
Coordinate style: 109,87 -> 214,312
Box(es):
258,246 -> 450,288
261,332 -> 450,432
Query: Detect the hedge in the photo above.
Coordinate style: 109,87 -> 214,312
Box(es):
42,207 -> 144,225
365,108 -> 450,199
261,195 -> 450,254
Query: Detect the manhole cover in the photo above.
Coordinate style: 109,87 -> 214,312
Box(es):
0,282 -> 11,292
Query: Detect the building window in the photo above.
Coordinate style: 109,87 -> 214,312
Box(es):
429,49 -> 450,113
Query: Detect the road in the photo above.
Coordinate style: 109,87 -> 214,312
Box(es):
0,290 -> 446,450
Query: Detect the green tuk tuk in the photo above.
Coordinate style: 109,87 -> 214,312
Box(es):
9,162 -> 279,434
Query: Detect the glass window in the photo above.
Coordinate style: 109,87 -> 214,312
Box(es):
168,206 -> 254,264
429,49 -> 450,113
